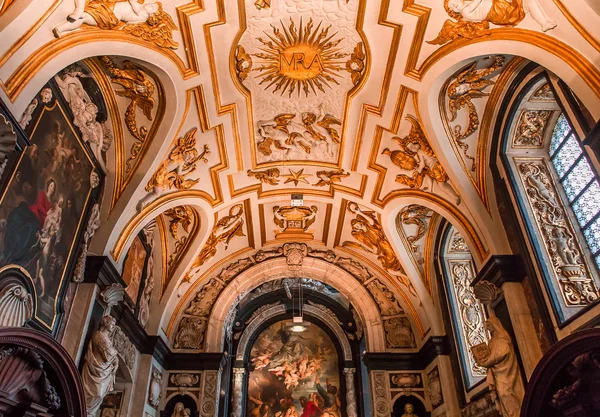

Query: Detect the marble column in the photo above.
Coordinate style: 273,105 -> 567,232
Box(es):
231,368 -> 245,417
343,368 -> 358,417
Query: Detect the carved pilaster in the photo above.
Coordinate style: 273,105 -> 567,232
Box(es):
343,368 -> 358,417
201,371 -> 220,417
231,368 -> 245,417
370,370 -> 389,417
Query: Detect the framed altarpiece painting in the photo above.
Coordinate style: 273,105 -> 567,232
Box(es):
0,74 -> 105,335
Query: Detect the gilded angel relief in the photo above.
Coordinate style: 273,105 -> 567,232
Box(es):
342,202 -> 416,296
256,106 -> 341,159
137,127 -> 209,211
428,0 -> 557,45
100,56 -> 155,171
53,0 -> 179,50
382,116 -> 461,205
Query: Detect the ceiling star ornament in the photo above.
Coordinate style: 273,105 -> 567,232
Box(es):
283,169 -> 310,186
252,17 -> 350,97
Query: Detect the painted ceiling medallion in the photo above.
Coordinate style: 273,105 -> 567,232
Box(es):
234,0 -> 366,165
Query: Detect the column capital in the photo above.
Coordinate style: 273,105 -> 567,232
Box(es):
343,368 -> 356,375
232,367 -> 246,375
472,255 -> 525,288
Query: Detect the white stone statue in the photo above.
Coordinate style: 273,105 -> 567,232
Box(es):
53,0 -> 160,37
474,317 -> 525,417
82,315 -> 120,417
447,0 -> 557,32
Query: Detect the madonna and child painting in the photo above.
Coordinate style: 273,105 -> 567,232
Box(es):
247,320 -> 342,417
0,84 -> 96,329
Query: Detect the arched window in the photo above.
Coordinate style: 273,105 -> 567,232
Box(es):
502,71 -> 600,324
439,225 -> 487,389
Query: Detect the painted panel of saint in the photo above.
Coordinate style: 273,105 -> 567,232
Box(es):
247,321 -> 342,417
0,100 -> 95,328
122,235 -> 148,304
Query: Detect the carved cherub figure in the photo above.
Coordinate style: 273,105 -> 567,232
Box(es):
382,116 -> 461,205
313,169 -> 350,187
53,0 -> 179,50
429,0 -> 557,45
100,57 -> 155,143
138,127 -> 209,210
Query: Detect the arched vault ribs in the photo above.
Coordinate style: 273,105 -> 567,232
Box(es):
167,242 -> 434,353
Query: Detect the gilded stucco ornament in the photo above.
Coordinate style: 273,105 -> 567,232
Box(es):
256,108 -> 341,158
444,56 -> 505,171
398,205 -> 433,266
138,127 -> 209,210
382,116 -> 461,205
164,206 -> 196,270
53,0 -> 179,50
234,45 -> 253,82
343,202 -> 416,296
273,205 -> 318,240
428,0 -> 557,45
247,168 -> 280,185
282,168 -> 310,186
314,169 -> 350,187
100,56 -> 155,171
185,204 -> 245,276
251,18 -> 351,97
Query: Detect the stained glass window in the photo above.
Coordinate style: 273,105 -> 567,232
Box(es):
549,113 -> 600,266
441,227 -> 486,390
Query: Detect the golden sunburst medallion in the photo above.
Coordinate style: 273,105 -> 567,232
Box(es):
252,18 -> 350,98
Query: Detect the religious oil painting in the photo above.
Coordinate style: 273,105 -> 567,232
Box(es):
122,234 -> 148,304
0,99 -> 94,328
247,320 -> 342,417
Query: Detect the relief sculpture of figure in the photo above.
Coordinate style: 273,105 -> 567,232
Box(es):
138,127 -> 209,211
81,315 -> 120,417
382,116 -> 461,205
474,317 -> 525,417
53,0 -> 178,50
430,0 -> 557,45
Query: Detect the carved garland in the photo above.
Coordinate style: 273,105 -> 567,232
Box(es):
515,159 -> 599,306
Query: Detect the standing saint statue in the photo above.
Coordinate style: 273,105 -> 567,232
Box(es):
474,317 -> 525,417
82,315 -> 120,417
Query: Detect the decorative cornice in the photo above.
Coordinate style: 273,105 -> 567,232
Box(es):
472,255 -> 526,287
362,336 -> 450,370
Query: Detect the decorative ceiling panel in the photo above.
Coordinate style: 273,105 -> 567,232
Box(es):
232,0 -> 367,167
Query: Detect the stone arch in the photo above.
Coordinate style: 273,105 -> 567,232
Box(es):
235,304 -> 353,363
173,253 -> 402,353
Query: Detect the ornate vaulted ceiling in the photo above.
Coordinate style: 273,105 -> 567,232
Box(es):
1,0 -> 599,349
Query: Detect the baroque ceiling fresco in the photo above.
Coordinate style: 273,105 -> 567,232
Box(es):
1,0 -> 599,350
